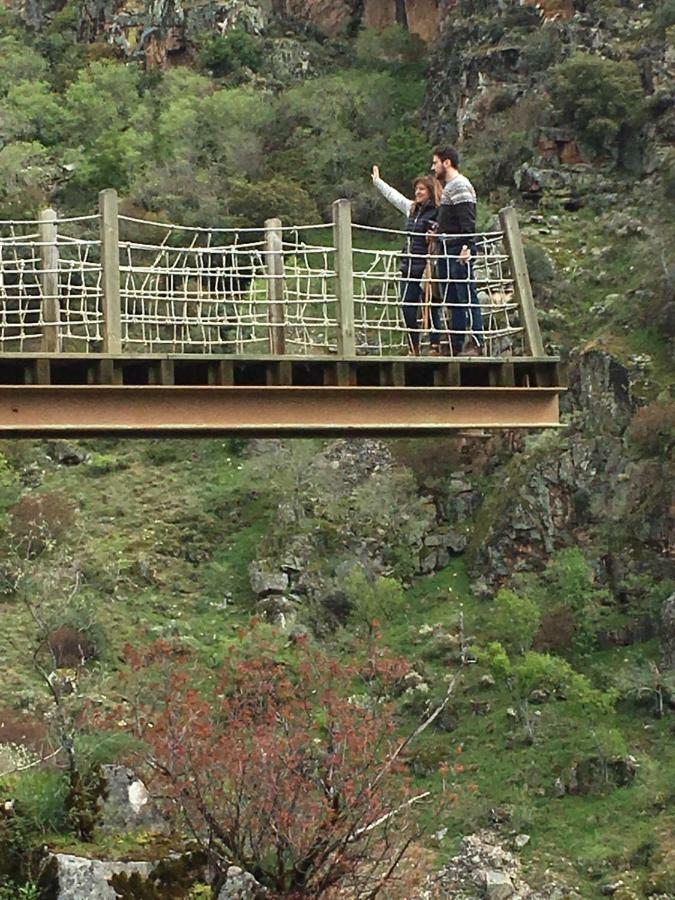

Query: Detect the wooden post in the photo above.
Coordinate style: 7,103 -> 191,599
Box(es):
99,188 -> 121,354
332,199 -> 356,358
499,206 -> 545,358
39,208 -> 60,352
265,217 -> 285,356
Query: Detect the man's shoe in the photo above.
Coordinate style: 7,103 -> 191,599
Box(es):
459,343 -> 483,357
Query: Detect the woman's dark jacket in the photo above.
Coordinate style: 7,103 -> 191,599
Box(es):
401,202 -> 437,279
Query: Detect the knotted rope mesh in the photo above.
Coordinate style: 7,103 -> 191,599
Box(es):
0,215 -> 101,351
1,212 -> 525,356
352,224 -> 523,356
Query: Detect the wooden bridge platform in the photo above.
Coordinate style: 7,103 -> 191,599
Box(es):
0,353 -> 563,436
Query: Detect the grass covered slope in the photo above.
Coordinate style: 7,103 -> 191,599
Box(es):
0,435 -> 673,898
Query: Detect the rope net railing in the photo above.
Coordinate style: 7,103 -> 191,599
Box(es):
0,216 -> 102,352
351,226 -> 522,357
0,205 -> 529,358
118,218 -> 337,354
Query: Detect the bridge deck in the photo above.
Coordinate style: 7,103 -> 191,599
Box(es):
0,354 -> 563,436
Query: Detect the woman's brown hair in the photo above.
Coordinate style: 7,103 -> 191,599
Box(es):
412,175 -> 442,209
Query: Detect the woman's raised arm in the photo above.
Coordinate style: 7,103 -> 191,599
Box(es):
371,166 -> 412,217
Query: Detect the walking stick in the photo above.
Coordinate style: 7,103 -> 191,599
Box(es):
422,261 -> 432,333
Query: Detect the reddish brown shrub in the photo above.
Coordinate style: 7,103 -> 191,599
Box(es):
44,627 -> 97,668
627,401 -> 675,456
533,605 -> 576,654
8,491 -> 76,554
106,634 -> 419,898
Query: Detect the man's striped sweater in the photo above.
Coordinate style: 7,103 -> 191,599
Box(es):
436,172 -> 477,243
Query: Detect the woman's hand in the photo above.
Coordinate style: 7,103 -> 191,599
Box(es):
371,165 -> 380,182
459,244 -> 471,262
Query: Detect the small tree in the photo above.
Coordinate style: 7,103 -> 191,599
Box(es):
199,28 -> 263,77
487,588 -> 541,655
110,634 -> 456,897
343,568 -> 405,639
549,53 -> 645,158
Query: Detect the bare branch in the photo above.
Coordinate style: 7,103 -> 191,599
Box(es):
351,791 -> 430,840
0,747 -> 63,780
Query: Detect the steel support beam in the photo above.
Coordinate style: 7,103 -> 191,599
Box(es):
0,386 -> 561,436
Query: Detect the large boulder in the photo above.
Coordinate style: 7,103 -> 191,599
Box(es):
97,765 -> 167,836
249,560 -> 289,597
52,854 -> 153,900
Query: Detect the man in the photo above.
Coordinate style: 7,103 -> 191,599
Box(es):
430,146 -> 484,356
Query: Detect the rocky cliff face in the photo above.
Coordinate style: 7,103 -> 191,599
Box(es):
468,348 -> 670,584
424,0 -> 673,153
8,0 -> 442,69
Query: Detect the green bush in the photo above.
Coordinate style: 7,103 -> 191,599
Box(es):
343,568 -> 405,635
486,588 -> 541,655
199,28 -> 263,77
227,176 -> 320,227
0,141 -> 54,219
653,0 -> 675,35
549,53 -> 645,157
0,37 -> 48,96
4,770 -> 69,835
524,243 -> 555,285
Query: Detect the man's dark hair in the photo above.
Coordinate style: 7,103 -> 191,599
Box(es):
433,145 -> 460,168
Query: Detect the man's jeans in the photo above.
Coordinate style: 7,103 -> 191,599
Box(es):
431,246 -> 484,353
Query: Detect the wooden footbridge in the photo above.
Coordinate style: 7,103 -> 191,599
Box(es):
0,192 -> 562,436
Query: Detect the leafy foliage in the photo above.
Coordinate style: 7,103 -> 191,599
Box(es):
549,53 -> 645,157
110,635 -> 416,897
485,588 -> 541,655
199,28 -> 263,77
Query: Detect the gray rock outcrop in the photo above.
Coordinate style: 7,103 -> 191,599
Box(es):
218,865 -> 267,898
53,853 -> 153,900
421,830 -> 581,899
97,765 -> 167,836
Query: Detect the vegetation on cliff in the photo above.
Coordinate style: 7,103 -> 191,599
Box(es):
0,0 -> 674,897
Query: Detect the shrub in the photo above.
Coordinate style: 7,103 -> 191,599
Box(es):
524,243 -> 555,285
199,28 -> 263,77
8,491 -> 76,555
0,452 -> 20,512
3,770 -> 69,835
487,588 -> 541,655
0,141 -> 55,219
343,567 -> 405,636
653,0 -> 675,35
532,605 -> 576,653
227,176 -> 320,227
627,400 -> 675,456
0,37 -> 48,95
549,53 -> 645,157
108,635 -> 418,897
355,25 -> 426,71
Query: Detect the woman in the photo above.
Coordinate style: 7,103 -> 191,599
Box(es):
371,165 -> 442,355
